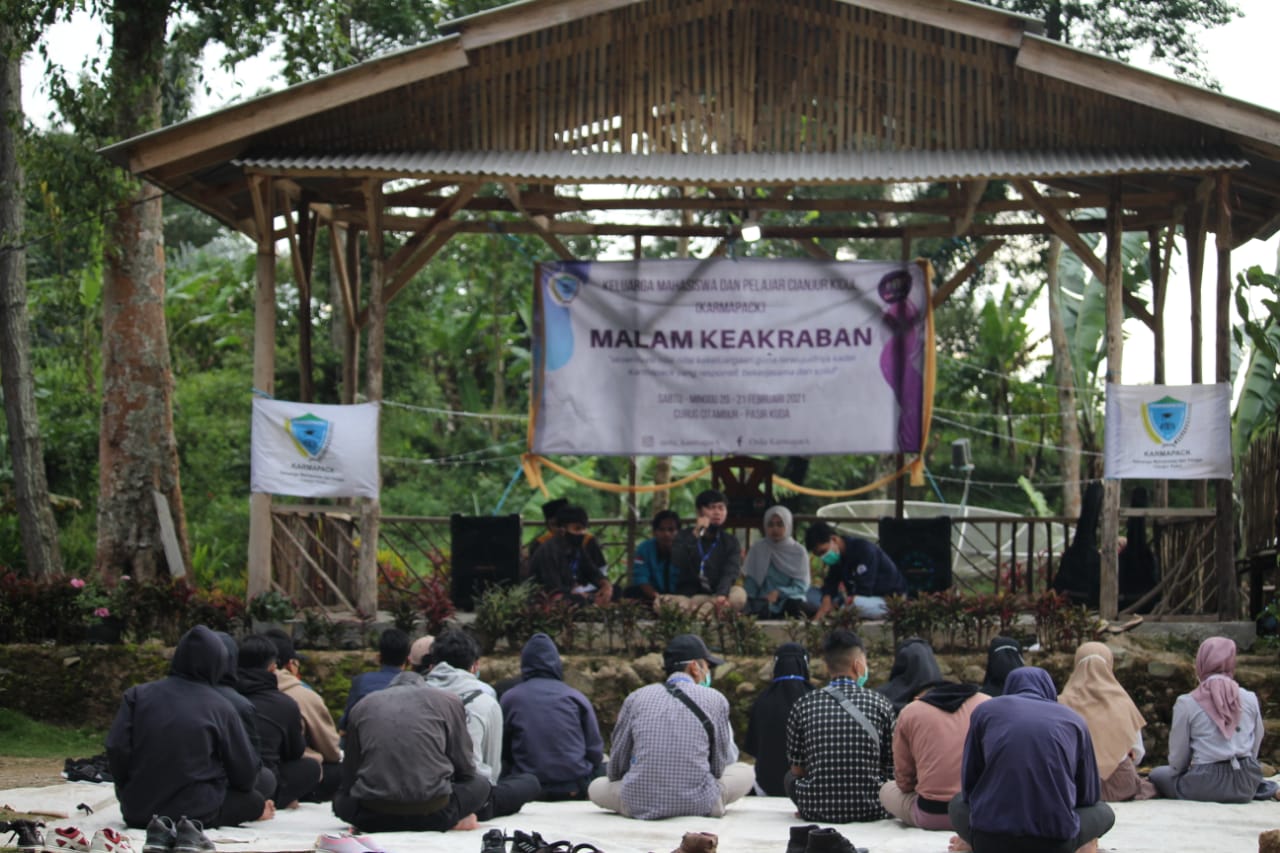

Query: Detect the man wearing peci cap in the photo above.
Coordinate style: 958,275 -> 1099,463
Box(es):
588,633 -> 754,819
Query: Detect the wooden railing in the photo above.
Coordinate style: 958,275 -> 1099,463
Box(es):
267,506 -> 1224,615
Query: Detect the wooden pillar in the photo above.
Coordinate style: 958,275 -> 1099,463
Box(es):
341,226 -> 362,404
1100,184 -> 1123,621
1184,201 -> 1208,508
357,181 -> 386,617
1214,173 -> 1239,619
1150,227 -> 1169,509
247,177 -> 276,600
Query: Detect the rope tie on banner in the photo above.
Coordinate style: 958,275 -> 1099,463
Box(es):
521,453 -> 713,496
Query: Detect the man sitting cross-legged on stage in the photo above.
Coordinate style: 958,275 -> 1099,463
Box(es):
667,489 -> 747,612
528,504 -> 614,606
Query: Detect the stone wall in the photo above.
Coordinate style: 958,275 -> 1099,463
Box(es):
2,638 -> 1276,768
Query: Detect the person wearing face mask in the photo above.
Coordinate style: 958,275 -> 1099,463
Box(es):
529,504 -> 613,605
588,633 -> 754,819
785,629 -> 896,823
804,521 -> 906,620
669,489 -> 747,612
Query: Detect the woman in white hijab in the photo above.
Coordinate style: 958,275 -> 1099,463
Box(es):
742,506 -> 813,619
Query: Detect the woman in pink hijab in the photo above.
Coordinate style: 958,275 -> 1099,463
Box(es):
1149,636 -> 1277,802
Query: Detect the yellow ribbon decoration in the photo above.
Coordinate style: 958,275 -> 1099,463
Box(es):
522,453 -> 712,496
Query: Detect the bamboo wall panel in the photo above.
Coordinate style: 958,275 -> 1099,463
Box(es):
264,0 -> 1237,161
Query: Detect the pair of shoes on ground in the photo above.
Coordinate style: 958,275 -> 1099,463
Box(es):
785,825 -> 868,853
31,825 -> 133,853
2,819 -> 47,853
482,829 -> 604,853
142,815 -> 214,853
314,832 -> 392,853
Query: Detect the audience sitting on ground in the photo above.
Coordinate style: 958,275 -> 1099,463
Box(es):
265,628 -> 341,803
501,632 -> 605,800
589,633 -> 754,819
804,521 -> 906,620
669,489 -> 747,612
878,637 -> 945,713
338,628 -> 411,732
107,625 -> 272,828
1058,641 -> 1157,802
528,504 -> 613,606
1149,636 -> 1280,803
879,667 -> 988,831
212,631 -> 274,802
744,642 -> 813,796
741,506 -> 813,620
408,635 -> 435,670
334,667 -> 485,832
948,666 -> 1114,853
624,510 -> 682,606
979,635 -> 1025,696
424,630 -> 540,818
236,634 -> 322,810
785,629 -> 896,823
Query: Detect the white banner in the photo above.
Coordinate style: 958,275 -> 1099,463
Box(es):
1103,383 -> 1232,479
531,259 -> 928,456
250,399 -> 381,498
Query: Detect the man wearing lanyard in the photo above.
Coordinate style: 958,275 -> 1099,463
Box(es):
668,489 -> 747,612
529,505 -> 613,605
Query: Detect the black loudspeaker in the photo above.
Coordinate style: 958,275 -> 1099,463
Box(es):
450,514 -> 522,611
878,516 -> 953,597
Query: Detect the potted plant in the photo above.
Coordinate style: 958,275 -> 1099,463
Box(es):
248,589 -> 298,635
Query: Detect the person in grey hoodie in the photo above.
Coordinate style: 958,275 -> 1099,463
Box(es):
500,633 -> 605,800
423,630 -> 540,818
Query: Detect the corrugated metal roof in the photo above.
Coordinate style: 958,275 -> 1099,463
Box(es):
235,149 -> 1248,183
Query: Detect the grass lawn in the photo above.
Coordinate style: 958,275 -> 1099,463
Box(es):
0,708 -> 105,759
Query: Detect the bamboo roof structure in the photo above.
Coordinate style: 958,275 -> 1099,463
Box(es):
103,0 -> 1280,252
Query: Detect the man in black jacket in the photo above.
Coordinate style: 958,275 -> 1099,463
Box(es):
107,625 -> 271,828
236,634 -> 322,810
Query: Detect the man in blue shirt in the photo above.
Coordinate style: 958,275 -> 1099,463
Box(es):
624,510 -> 681,605
805,521 -> 906,619
338,628 -> 410,731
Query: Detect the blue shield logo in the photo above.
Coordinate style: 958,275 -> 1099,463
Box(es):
286,413 -> 332,459
1143,397 -> 1187,444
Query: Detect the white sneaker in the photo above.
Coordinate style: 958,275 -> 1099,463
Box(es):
45,827 -> 92,853
89,829 -> 134,853
314,835 -> 368,853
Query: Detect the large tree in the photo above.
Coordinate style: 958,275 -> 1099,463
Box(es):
0,11 -> 63,578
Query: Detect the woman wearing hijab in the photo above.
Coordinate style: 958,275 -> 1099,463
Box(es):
878,637 -> 944,712
979,636 -> 1024,696
1058,642 -> 1156,801
1149,636 -> 1278,802
744,642 -> 813,795
742,506 -> 813,619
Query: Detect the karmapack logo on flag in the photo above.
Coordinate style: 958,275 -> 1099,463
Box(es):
286,413 -> 332,459
1104,384 -> 1230,480
1142,396 -> 1188,445
251,399 -> 380,498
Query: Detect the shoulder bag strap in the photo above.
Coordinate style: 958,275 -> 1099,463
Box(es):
666,683 -> 716,763
821,684 -> 880,753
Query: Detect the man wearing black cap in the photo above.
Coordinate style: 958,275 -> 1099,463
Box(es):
588,633 -> 753,819
528,504 -> 613,605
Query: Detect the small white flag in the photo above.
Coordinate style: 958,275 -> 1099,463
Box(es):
250,399 -> 380,498
1104,383 -> 1231,480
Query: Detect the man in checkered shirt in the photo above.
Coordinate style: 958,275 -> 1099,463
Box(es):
786,629 -> 896,822
588,634 -> 755,819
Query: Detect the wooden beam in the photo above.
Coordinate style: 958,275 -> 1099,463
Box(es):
503,181 -> 576,260
1214,171 -> 1238,619
932,239 -> 1004,308
246,176 -> 276,603
103,37 -> 469,174
357,179 -> 387,619
840,0 -> 1039,47
1016,35 -> 1280,149
282,201 -> 314,402
1014,179 -> 1155,327
953,179 -> 988,236
385,183 -> 480,278
796,239 -> 835,260
445,0 -> 645,49
327,222 -> 358,334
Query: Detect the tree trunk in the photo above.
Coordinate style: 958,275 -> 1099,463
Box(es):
0,29 -> 63,578
96,0 -> 191,581
1045,235 -> 1082,517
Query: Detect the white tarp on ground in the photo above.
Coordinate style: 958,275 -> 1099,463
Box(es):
4,782 -> 1279,853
